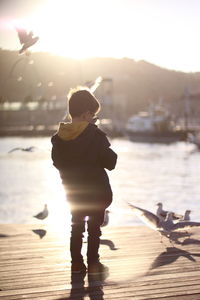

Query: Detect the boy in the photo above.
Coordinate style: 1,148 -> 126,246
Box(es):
51,88 -> 117,275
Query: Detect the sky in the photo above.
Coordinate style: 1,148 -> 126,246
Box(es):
1,0 -> 200,72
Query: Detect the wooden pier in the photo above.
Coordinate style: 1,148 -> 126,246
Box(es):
1,224 -> 200,299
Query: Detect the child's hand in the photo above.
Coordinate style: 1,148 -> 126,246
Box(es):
91,117 -> 99,124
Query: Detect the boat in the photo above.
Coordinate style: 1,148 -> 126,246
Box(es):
98,118 -> 124,137
126,102 -> 187,143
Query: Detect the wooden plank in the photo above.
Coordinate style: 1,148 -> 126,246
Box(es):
0,225 -> 200,299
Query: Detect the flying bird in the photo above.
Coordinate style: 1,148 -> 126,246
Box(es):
16,27 -> 39,54
33,204 -> 48,220
156,202 -> 183,221
85,76 -> 102,93
128,203 -> 200,243
8,146 -> 36,153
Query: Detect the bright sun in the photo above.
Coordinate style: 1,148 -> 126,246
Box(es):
11,0 -> 167,66
25,0 -> 110,59
12,0 -> 157,61
5,0 -> 198,71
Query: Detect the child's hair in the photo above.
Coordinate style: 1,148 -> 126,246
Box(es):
68,87 -> 100,118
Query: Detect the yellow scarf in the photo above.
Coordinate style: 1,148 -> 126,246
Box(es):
57,121 -> 89,141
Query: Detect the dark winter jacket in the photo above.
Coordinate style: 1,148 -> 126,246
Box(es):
51,122 -> 117,211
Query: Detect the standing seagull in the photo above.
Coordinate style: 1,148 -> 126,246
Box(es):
101,210 -> 110,227
183,210 -> 191,221
156,202 -> 183,221
128,203 -> 200,243
16,27 -> 39,54
177,210 -> 191,222
33,204 -> 48,220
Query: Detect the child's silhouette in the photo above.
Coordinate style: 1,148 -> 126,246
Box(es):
51,88 -> 117,274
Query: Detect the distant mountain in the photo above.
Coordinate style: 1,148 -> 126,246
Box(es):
1,49 -> 200,116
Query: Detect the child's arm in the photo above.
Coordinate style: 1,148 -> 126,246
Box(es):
100,147 -> 117,170
98,134 -> 117,170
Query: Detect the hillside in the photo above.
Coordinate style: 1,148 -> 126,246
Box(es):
1,49 -> 200,116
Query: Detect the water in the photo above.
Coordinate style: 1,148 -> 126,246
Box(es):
0,137 -> 200,228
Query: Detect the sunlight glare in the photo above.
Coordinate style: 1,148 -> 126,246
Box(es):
11,0 -> 173,63
45,162 -> 71,235
30,0 -> 105,58
30,0 -> 166,61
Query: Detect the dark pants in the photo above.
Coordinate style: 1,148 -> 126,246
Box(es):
70,210 -> 105,264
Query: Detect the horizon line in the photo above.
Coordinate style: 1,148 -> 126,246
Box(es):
0,47 -> 199,74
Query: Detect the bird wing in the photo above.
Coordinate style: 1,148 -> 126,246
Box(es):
172,212 -> 184,220
158,211 -> 167,218
8,147 -> 22,153
25,146 -> 36,152
84,80 -> 94,88
33,212 -> 43,219
172,221 -> 200,231
15,27 -> 28,44
128,203 -> 160,231
19,37 -> 39,54
90,76 -> 102,93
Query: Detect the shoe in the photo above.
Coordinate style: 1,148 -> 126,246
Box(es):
71,262 -> 87,274
88,262 -> 108,275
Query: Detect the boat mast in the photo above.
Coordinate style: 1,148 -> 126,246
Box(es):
183,87 -> 190,131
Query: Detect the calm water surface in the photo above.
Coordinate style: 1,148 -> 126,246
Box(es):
0,137 -> 200,228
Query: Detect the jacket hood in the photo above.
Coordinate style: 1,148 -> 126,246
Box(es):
57,121 -> 89,141
51,123 -> 99,164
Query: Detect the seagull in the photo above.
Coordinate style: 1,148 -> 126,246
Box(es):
182,210 -> 191,221
101,210 -> 110,227
8,146 -> 36,153
173,210 -> 191,224
128,203 -> 200,243
33,204 -> 48,220
15,27 -> 39,54
156,202 -> 183,221
85,76 -> 102,93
